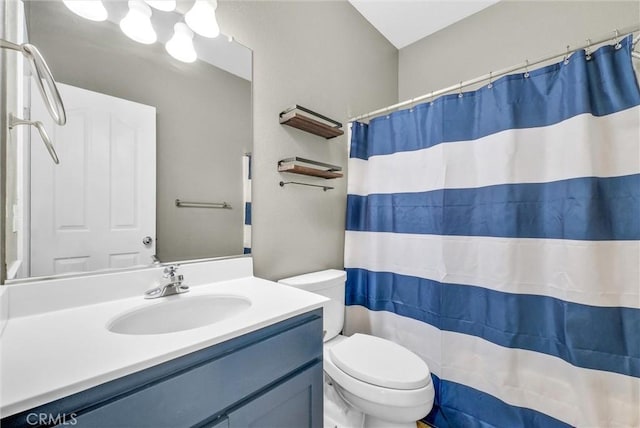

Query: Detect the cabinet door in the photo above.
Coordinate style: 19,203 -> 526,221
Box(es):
228,363 -> 323,428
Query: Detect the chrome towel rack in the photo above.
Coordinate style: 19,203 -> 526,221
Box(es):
1,39 -> 66,125
9,114 -> 59,164
175,199 -> 232,209
279,181 -> 334,191
2,38 -> 66,164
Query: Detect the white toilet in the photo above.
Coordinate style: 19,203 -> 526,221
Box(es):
279,270 -> 434,428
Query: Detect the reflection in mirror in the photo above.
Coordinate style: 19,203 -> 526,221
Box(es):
5,0 -> 252,281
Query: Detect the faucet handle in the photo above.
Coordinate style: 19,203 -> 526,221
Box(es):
163,265 -> 179,278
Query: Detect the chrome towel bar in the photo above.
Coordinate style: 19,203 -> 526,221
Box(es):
9,114 -> 59,164
1,39 -> 66,126
175,199 -> 232,209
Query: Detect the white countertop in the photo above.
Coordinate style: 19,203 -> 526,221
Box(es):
0,272 -> 327,417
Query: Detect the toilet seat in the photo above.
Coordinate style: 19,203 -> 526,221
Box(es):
328,334 -> 431,390
323,335 -> 434,410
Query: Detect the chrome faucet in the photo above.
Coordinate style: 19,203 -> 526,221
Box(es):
145,265 -> 189,299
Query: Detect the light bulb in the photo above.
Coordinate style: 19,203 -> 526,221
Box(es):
144,1 -> 176,12
185,0 -> 220,38
120,0 -> 157,45
166,23 -> 197,63
63,0 -> 108,22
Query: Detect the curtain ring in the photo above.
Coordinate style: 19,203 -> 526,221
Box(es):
613,29 -> 622,50
458,81 -> 463,98
585,38 -> 592,60
487,72 -> 493,89
430,91 -> 435,105
524,60 -> 530,78
563,45 -> 571,65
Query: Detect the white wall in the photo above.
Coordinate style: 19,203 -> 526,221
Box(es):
399,1 -> 640,101
217,1 -> 398,280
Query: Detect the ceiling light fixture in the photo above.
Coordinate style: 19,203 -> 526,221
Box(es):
62,0 -> 108,22
166,23 -> 197,63
185,0 -> 220,38
145,1 -> 176,12
120,0 -> 157,45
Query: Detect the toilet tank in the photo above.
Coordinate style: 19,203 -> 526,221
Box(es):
278,269 -> 346,342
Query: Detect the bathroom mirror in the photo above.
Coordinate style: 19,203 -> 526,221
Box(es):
4,0 -> 252,281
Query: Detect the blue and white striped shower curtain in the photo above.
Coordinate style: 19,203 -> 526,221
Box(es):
344,35 -> 639,427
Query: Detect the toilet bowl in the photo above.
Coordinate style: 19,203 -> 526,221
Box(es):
324,334 -> 434,428
279,270 -> 434,428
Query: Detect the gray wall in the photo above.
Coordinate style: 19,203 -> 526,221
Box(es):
27,1 -> 251,263
217,1 -> 398,281
399,1 -> 640,101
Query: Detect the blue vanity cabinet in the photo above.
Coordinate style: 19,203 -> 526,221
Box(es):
2,309 -> 323,428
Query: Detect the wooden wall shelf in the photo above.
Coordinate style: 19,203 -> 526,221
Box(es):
278,157 -> 343,179
279,105 -> 344,139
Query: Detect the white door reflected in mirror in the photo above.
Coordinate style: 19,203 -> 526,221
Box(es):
29,82 -> 156,277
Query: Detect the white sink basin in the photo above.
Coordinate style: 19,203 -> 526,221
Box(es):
107,294 -> 252,335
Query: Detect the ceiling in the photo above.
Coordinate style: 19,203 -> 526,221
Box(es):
349,0 -> 500,49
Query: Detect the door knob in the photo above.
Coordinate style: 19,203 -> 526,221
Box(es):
142,236 -> 153,246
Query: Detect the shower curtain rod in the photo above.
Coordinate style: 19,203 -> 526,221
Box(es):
349,24 -> 640,122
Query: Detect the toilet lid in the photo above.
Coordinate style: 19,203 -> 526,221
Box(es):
328,333 -> 430,390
